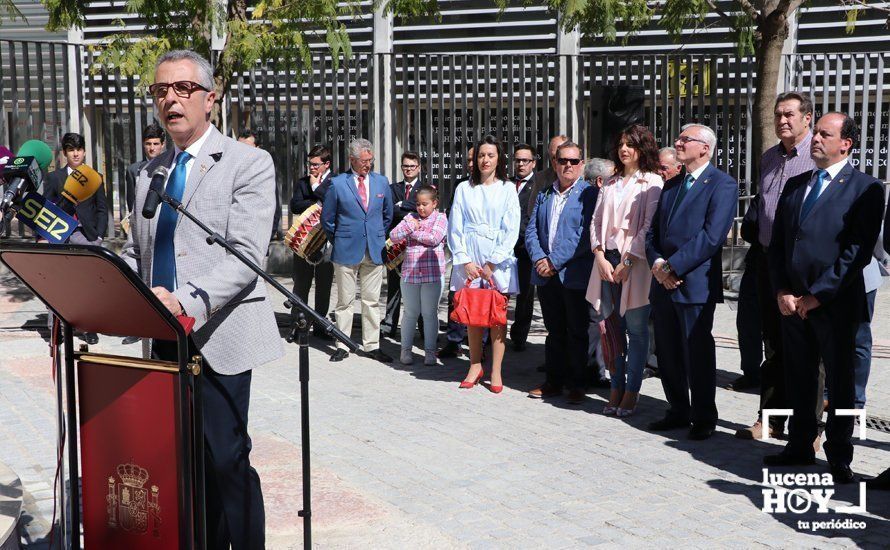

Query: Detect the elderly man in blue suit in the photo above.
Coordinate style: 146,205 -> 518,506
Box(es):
765,112 -> 885,483
645,123 -> 738,440
525,141 -> 599,404
322,138 -> 394,363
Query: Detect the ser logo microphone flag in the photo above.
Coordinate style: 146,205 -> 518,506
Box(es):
15,191 -> 78,243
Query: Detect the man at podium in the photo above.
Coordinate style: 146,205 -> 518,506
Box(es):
121,49 -> 283,550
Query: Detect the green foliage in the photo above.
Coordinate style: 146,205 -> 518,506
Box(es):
554,0 -> 655,42
44,0 -> 359,98
734,11 -> 756,56
845,7 -> 859,34
0,0 -> 24,25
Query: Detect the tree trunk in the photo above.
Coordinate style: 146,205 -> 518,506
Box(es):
750,9 -> 789,193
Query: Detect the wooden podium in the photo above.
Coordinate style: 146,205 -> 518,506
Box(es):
0,242 -> 206,549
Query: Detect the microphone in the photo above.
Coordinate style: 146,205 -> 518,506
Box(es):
142,165 -> 169,219
0,140 -> 53,216
57,164 -> 103,214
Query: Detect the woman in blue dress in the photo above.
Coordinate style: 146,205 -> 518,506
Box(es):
447,135 -> 521,393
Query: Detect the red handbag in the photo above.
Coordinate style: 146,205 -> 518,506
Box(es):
450,278 -> 508,328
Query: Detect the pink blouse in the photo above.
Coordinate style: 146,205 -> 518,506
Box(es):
586,171 -> 663,315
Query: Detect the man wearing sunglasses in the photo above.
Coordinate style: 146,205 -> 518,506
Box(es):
645,123 -> 738,440
122,50 -> 282,550
526,142 -> 599,404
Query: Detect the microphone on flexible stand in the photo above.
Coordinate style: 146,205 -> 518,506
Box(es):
142,166 -> 170,219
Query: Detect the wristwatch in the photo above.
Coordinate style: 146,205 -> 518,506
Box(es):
623,257 -> 634,267
660,261 -> 672,273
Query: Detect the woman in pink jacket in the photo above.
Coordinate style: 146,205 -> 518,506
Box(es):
587,124 -> 663,417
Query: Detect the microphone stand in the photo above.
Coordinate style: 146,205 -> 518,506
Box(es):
155,191 -> 359,549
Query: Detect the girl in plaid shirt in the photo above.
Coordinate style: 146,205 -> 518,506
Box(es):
389,185 -> 448,365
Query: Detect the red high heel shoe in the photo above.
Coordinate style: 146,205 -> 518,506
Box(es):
458,369 -> 484,389
488,384 -> 503,394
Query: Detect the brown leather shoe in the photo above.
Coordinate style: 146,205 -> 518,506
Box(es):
566,389 -> 586,404
735,420 -> 784,440
528,383 -> 562,399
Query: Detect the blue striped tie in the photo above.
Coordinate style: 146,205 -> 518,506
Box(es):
152,151 -> 191,291
800,169 -> 828,221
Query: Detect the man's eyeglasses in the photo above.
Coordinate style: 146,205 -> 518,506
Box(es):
513,158 -> 535,164
308,162 -> 328,168
148,80 -> 210,99
354,158 -> 374,165
401,164 -> 419,170
556,158 -> 582,166
675,135 -> 708,145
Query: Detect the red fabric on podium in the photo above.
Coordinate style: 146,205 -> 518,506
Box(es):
78,360 -> 185,549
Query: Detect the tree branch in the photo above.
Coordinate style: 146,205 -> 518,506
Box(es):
735,0 -> 762,22
704,0 -> 737,27
840,0 -> 890,13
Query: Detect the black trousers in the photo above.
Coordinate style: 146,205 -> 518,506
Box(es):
651,292 -> 718,428
538,277 -> 590,391
755,248 -> 787,429
382,266 -> 401,334
736,252 -> 762,381
782,308 -> 857,465
509,247 -> 535,345
292,256 -> 334,326
154,340 -> 265,550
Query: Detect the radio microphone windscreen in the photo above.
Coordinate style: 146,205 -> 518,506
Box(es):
16,140 -> 53,171
142,165 -> 169,219
61,164 -> 102,205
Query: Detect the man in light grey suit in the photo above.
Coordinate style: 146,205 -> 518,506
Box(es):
122,50 -> 282,550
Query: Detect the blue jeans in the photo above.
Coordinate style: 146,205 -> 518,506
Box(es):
602,250 -> 650,393
401,279 -> 444,352
610,303 -> 651,393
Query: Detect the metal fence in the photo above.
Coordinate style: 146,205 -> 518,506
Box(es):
2,41 -> 888,285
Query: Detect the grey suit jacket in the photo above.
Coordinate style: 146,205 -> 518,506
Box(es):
121,125 -> 284,374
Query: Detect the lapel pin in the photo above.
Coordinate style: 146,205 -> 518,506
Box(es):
200,164 -> 208,173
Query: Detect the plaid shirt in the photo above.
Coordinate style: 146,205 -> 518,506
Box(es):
389,210 -> 448,283
757,132 -> 815,247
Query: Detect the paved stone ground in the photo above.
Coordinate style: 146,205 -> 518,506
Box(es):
1,272 -> 889,549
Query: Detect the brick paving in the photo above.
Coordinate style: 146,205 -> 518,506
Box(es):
1,271 -> 889,548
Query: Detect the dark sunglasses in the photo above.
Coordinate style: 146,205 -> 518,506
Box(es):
556,158 -> 582,166
148,80 -> 211,99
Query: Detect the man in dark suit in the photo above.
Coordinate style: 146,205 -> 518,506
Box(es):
45,131 -> 109,345
45,132 -> 109,244
439,146 -> 474,358
645,123 -> 738,440
125,123 -> 165,213
382,151 -> 423,338
509,143 -> 537,351
765,112 -> 885,483
322,138 -> 394,363
290,144 -> 335,338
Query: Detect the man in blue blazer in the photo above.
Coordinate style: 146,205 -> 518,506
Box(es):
645,124 -> 738,440
765,112 -> 885,483
322,138 -> 394,363
525,141 -> 599,404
